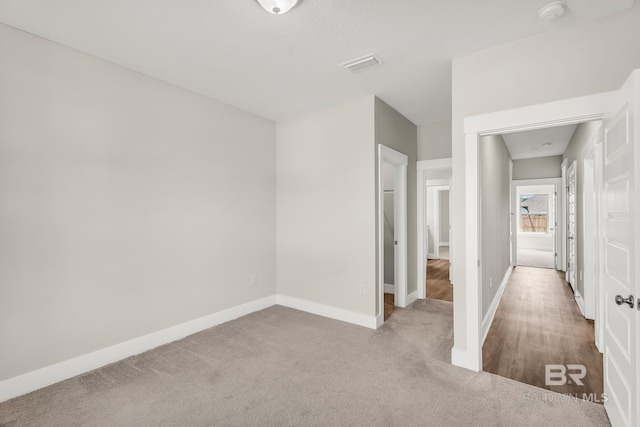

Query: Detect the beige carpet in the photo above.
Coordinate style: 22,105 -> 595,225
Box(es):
0,300 -> 609,426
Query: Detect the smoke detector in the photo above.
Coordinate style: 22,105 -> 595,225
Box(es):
341,54 -> 383,72
539,2 -> 566,21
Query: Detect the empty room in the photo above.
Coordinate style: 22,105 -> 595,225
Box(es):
1,1 -> 640,426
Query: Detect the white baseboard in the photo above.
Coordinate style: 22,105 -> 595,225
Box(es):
1,293 -> 382,404
0,295 -> 277,403
375,314 -> 384,328
384,284 -> 395,294
405,290 -> 418,306
276,295 -> 377,330
440,242 -> 449,247
574,291 -> 586,317
451,346 -> 481,372
481,266 -> 513,344
427,252 -> 436,259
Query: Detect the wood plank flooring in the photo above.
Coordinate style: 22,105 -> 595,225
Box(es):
483,266 -> 604,403
384,293 -> 394,321
426,259 -> 453,302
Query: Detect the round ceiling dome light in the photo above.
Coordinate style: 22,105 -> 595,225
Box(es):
539,1 -> 566,21
256,0 -> 299,15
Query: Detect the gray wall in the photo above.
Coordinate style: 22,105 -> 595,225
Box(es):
512,155 -> 562,180
450,3 -> 640,350
276,97 -> 376,315
374,98 -> 418,295
563,121 -> 601,298
418,120 -> 452,160
0,24 -> 276,381
480,135 -> 512,318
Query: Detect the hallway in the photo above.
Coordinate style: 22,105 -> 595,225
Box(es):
482,266 -> 603,402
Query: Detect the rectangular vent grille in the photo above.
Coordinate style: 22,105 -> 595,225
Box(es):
341,54 -> 382,72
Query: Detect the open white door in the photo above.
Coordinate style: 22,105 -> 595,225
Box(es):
566,161 -> 577,291
602,70 -> 639,427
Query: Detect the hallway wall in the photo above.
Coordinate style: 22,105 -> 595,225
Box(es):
480,135 -> 511,318
513,156 -> 562,180
563,121 -> 601,299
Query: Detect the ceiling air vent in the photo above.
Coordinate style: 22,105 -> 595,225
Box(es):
341,54 -> 382,72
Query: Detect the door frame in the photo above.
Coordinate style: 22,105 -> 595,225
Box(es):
431,185 -> 450,260
454,90 -> 616,372
511,179 -> 562,269
566,161 -> 578,292
417,158 -> 452,300
377,144 -> 408,326
581,130 -> 601,322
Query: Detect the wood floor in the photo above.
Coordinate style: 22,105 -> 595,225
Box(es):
384,293 -> 394,320
426,258 -> 453,302
483,266 -> 604,402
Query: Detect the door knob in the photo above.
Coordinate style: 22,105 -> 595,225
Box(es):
615,294 -> 635,308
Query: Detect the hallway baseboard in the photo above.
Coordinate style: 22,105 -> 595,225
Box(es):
482,266 -> 513,344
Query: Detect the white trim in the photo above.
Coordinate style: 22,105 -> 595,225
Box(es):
375,314 -> 384,328
451,347 -> 477,370
426,178 -> 451,187
582,135 -> 598,321
276,295 -> 377,329
482,266 -> 512,344
574,290 -> 586,317
0,295 -> 277,403
417,158 -> 453,302
406,290 -> 418,306
378,145 -> 408,316
440,242 -> 450,247
384,284 -> 395,294
560,158 -> 568,273
458,90 -> 614,374
464,92 -> 616,135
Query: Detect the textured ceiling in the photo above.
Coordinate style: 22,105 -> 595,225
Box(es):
0,0 -> 634,125
502,124 -> 578,160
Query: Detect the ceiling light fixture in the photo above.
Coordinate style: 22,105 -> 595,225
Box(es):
256,0 -> 298,15
539,1 -> 566,21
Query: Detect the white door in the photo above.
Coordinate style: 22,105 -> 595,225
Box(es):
567,161 -> 577,290
602,70 -> 639,427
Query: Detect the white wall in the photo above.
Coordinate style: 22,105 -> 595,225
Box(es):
0,24 -> 276,381
512,155 -> 562,180
451,3 -> 640,353
480,135 -> 511,318
418,120 -> 452,160
276,97 -> 377,315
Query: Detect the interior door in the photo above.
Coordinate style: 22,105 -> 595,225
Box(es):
602,70 -> 639,427
567,161 -> 577,290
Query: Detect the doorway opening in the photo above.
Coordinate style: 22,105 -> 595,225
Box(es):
473,120 -> 606,403
377,145 -> 408,325
417,158 -> 452,302
513,182 -> 560,270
